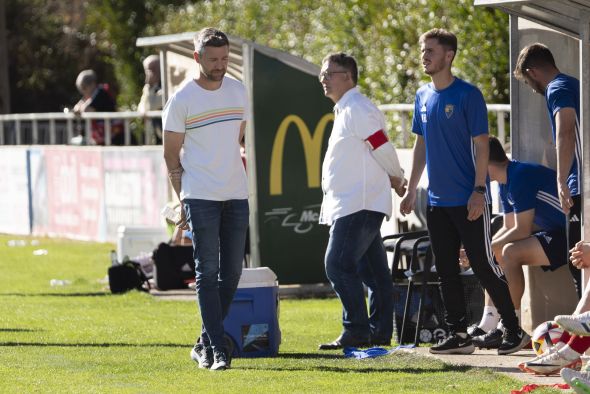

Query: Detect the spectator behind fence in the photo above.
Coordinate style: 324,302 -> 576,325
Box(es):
72,69 -> 128,145
513,43 -> 582,298
400,28 -> 528,355
138,55 -> 163,143
316,52 -> 406,351
468,136 -> 567,352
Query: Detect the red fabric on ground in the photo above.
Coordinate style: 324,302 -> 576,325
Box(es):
510,383 -> 570,393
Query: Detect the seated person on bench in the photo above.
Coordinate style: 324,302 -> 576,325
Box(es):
467,136 -> 567,351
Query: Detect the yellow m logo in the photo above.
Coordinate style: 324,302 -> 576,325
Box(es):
270,113 -> 334,196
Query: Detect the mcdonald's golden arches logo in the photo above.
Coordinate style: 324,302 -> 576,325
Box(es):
270,113 -> 334,196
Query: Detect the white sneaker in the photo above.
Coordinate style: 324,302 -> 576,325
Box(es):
518,342 -> 564,372
562,368 -> 590,394
525,350 -> 581,375
555,312 -> 590,336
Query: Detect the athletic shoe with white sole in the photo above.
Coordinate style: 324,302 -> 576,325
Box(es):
210,348 -> 229,371
467,324 -> 486,337
518,342 -> 564,372
429,333 -> 475,355
555,311 -> 590,336
524,350 -> 581,375
561,368 -> 590,394
497,327 -> 530,355
472,328 -> 503,349
190,342 -> 213,369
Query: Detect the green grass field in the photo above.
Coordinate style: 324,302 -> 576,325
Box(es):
0,234 -> 556,393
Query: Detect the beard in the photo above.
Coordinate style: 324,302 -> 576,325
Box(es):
201,67 -> 226,81
424,60 -> 446,76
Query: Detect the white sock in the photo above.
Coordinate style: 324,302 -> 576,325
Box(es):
478,306 -> 500,332
559,345 -> 582,361
515,309 -> 521,325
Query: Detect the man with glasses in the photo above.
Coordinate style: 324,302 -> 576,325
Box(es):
163,27 -> 249,371
400,28 -> 529,355
317,52 -> 407,350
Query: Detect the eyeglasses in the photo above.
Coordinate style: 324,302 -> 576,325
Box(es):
318,70 -> 348,81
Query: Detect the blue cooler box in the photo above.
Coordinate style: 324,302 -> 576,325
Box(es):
223,267 -> 281,357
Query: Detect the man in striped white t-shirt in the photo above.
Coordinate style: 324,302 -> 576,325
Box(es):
163,28 -> 249,371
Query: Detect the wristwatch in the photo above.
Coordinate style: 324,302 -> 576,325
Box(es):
474,185 -> 486,194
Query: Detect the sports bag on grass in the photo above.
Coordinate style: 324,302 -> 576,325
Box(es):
108,261 -> 150,294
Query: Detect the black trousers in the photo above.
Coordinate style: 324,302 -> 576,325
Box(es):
568,194 -> 582,298
426,204 -> 518,334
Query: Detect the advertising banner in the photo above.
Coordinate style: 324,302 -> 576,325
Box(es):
252,48 -> 334,284
37,147 -> 104,240
102,148 -> 168,239
0,147 -> 31,235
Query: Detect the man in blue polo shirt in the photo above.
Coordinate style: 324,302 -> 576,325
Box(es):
400,28 -> 528,355
513,43 -> 581,298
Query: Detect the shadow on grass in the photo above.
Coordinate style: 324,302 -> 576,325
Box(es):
0,342 -> 186,348
239,363 -> 472,374
0,292 -> 108,297
0,328 -> 43,332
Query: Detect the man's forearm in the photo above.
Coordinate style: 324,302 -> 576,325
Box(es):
408,136 -> 426,191
473,135 -> 489,188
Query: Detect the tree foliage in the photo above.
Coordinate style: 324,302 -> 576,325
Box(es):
163,0 -> 509,106
6,0 -> 116,112
7,0 -> 508,119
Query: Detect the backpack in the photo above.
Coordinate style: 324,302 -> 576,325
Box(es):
108,260 -> 150,294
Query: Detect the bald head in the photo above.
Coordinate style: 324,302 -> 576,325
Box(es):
143,55 -> 160,86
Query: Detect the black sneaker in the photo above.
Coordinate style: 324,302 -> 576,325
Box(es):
467,324 -> 486,337
472,328 -> 503,349
497,327 -> 531,355
210,348 -> 228,371
190,342 -> 213,369
429,333 -> 475,354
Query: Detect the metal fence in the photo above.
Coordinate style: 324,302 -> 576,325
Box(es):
0,111 -> 163,146
0,105 -> 510,147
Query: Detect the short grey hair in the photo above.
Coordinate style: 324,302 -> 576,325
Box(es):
76,69 -> 97,90
193,27 -> 229,56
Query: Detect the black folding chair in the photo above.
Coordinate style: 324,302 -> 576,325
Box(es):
384,230 -> 436,345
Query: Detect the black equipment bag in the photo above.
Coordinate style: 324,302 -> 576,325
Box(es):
108,261 -> 150,294
152,242 -> 195,290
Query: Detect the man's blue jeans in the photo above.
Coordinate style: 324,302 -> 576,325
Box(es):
325,210 -> 393,340
184,198 -> 249,349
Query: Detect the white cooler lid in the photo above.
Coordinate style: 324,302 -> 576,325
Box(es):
238,267 -> 278,288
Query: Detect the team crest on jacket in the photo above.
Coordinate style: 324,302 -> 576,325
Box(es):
445,104 -> 454,119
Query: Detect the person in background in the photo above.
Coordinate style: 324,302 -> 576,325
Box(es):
72,69 -> 125,145
138,54 -> 163,143
317,52 -> 406,350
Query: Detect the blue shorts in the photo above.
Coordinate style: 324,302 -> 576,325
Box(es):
533,229 -> 568,272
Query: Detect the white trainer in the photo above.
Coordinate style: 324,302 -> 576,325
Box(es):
525,350 -> 581,375
555,312 -> 590,336
518,342 -> 564,372
561,368 -> 590,394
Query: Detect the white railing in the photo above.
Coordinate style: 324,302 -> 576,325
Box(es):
378,103 -> 511,147
0,110 -> 163,146
0,104 -> 510,146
